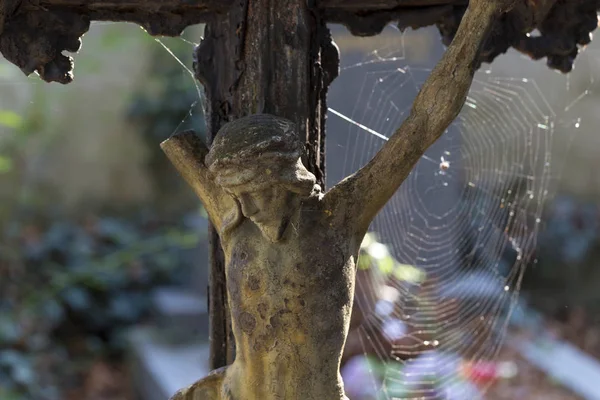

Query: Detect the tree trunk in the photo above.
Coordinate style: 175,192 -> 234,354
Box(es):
194,0 -> 339,369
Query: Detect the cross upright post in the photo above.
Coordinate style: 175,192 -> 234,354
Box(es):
191,0 -> 339,370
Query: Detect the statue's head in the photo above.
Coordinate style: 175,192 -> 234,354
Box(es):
206,114 -> 318,242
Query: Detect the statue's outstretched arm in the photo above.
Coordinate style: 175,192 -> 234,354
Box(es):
324,0 -> 518,233
161,131 -> 236,233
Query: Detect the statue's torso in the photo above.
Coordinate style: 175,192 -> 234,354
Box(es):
220,199 -> 357,400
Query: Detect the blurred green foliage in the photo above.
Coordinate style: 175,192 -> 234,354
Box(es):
525,196 -> 600,313
0,110 -> 23,130
359,233 -> 426,284
126,31 -> 208,215
127,34 -> 206,144
0,109 -> 23,176
0,215 -> 201,399
0,25 -> 209,399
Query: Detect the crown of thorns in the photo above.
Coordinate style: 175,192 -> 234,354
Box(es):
206,114 -> 316,194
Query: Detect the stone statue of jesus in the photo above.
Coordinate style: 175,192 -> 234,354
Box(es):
161,0 -> 518,399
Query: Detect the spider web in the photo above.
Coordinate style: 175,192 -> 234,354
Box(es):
150,21 -> 599,399
327,25 -> 598,400
62,21 -> 598,400
11,19 -> 594,400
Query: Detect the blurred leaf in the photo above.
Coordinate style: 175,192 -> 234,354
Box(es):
0,350 -> 25,368
0,210 -> 201,398
393,263 -> 426,284
360,233 -> 377,249
100,29 -> 127,49
377,256 -> 395,275
198,207 -> 208,219
11,361 -> 35,386
62,287 -> 92,311
0,316 -> 21,343
0,110 -> 22,129
358,254 -> 372,271
0,156 -> 13,174
0,389 -> 22,400
108,292 -> 145,322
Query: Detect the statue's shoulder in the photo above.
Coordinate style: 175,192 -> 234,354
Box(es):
299,193 -> 330,222
169,366 -> 228,400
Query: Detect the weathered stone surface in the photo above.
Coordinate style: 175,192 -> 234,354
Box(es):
193,0 -> 337,370
162,3 -> 520,396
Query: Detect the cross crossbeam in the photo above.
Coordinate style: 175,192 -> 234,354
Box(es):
321,0 -> 464,9
3,0 -> 464,30
1,0 -> 597,83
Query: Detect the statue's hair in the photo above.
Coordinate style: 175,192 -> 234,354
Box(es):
206,114 -> 317,195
